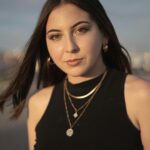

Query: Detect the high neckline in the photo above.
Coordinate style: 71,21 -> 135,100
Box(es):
66,72 -> 105,96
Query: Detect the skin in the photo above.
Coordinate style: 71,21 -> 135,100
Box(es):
27,3 -> 150,150
45,3 -> 107,84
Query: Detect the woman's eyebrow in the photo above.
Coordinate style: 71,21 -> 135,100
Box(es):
46,29 -> 61,34
46,21 -> 90,34
71,21 -> 90,29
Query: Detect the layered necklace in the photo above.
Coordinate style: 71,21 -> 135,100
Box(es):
63,71 -> 107,137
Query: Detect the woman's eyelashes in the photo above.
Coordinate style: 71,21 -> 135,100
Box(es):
75,25 -> 91,35
47,25 -> 91,41
48,34 -> 62,41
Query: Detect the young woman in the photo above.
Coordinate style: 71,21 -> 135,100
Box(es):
0,0 -> 150,150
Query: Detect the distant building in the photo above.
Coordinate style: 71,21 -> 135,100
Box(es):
130,50 -> 150,72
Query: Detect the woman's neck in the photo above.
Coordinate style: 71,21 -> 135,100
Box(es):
67,65 -> 107,84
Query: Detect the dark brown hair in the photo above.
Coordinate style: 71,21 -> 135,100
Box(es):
0,0 -> 132,119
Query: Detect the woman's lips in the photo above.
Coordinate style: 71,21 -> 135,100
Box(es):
65,58 -> 83,66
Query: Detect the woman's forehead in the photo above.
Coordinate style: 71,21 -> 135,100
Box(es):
46,3 -> 91,28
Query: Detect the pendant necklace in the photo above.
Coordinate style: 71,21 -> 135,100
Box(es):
63,71 -> 107,137
64,77 -> 103,118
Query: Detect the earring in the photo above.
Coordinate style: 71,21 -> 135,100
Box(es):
47,57 -> 51,62
47,57 -> 54,65
103,44 -> 108,52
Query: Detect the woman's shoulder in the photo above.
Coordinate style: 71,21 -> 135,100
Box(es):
125,74 -> 150,147
125,74 -> 150,98
29,85 -> 54,103
28,85 -> 54,108
27,85 -> 55,123
124,74 -> 150,129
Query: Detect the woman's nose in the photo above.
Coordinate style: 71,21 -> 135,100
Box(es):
65,36 -> 79,53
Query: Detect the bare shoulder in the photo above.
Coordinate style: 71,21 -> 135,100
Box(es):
27,85 -> 55,123
125,75 -> 150,148
27,86 -> 55,150
28,85 -> 54,106
125,74 -> 150,99
125,74 -> 150,110
125,74 -> 150,128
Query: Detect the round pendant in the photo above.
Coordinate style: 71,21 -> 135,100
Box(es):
66,128 -> 74,137
73,112 -> 78,118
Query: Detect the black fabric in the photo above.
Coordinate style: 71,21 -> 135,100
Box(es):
34,69 -> 143,150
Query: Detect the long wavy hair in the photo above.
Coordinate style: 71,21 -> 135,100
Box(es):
0,0 -> 132,119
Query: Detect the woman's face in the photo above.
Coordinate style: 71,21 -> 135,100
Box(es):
46,3 -> 107,83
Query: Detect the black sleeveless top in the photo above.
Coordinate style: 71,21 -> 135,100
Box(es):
34,69 -> 143,150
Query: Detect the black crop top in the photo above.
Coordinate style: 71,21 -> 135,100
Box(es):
34,69 -> 143,150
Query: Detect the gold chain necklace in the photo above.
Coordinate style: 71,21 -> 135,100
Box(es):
64,80 -> 93,118
64,71 -> 107,137
66,91 -> 90,118
66,84 -> 98,99
64,72 -> 106,118
65,74 -> 104,99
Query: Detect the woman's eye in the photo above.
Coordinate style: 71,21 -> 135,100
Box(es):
48,34 -> 62,41
76,27 -> 90,34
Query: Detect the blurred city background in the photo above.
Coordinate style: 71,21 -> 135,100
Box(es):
0,0 -> 150,150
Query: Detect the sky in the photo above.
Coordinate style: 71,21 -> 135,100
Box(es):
0,0 -> 150,52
